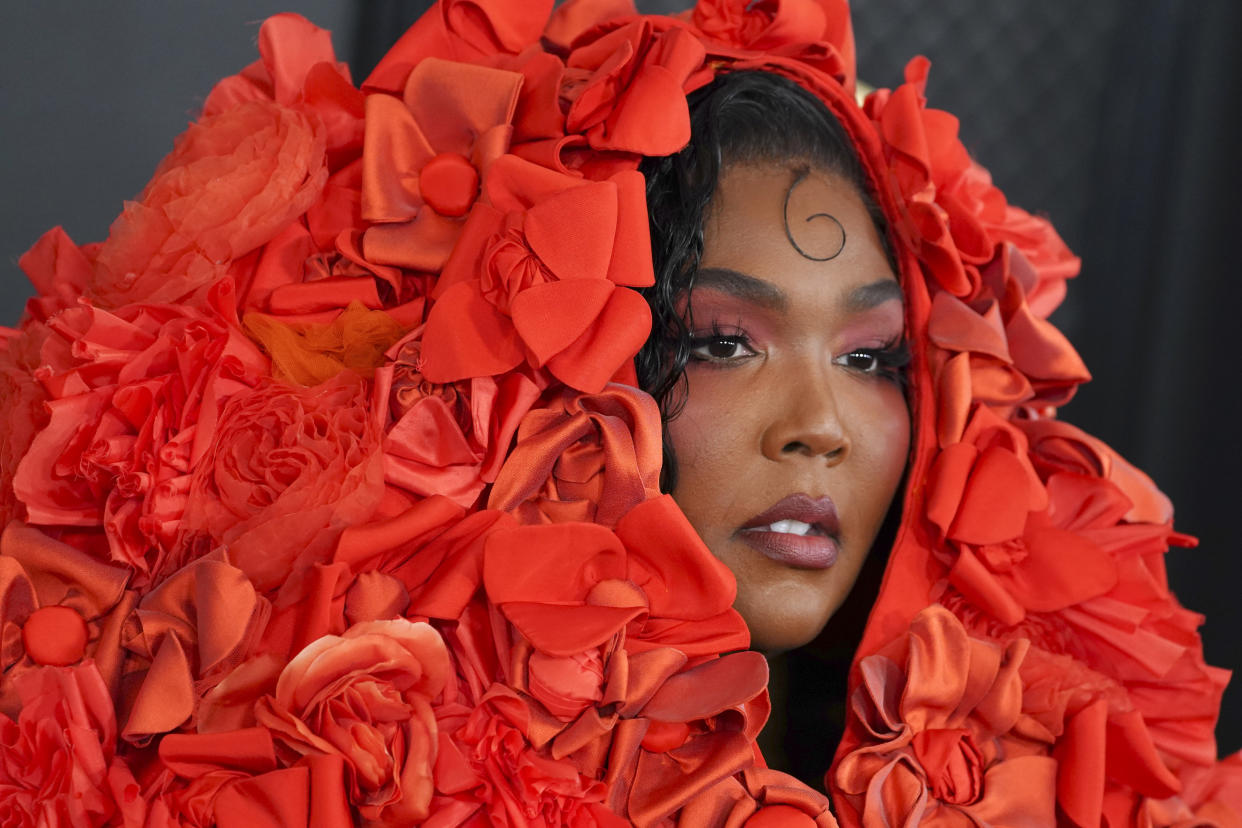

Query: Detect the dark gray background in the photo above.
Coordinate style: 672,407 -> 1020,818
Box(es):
3,1 -> 1238,753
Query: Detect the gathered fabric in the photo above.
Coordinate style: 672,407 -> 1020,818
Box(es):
0,1 -> 1237,825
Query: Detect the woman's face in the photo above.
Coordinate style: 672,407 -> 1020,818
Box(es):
668,163 -> 910,653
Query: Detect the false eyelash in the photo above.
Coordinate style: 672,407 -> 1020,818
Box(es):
870,338 -> 911,381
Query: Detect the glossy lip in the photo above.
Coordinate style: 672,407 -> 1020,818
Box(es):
737,493 -> 840,569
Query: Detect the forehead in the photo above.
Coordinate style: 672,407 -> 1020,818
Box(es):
700,164 -> 897,297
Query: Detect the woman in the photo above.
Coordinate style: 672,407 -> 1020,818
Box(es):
0,0 -> 1236,825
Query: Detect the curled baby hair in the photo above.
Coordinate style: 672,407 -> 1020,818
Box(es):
635,69 -> 892,491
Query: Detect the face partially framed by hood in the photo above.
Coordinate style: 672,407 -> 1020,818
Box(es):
2,0 -> 1231,825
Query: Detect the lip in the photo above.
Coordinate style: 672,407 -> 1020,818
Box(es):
738,493 -> 840,569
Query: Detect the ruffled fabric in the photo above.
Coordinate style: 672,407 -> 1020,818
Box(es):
0,1 -> 1235,826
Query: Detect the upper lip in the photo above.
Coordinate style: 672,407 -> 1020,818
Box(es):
741,493 -> 840,536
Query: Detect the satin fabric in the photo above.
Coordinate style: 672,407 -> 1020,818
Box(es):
0,1 -> 1237,826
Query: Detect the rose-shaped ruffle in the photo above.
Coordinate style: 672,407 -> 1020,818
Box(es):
377,329 -> 542,509
89,99 -> 327,307
429,682 -> 628,827
12,287 -> 268,585
0,663 -> 142,827
176,376 -> 383,595
420,154 -> 653,392
487,383 -> 662,526
255,619 -> 450,824
834,606 -> 1056,826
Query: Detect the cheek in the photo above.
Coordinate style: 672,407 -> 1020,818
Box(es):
665,374 -> 755,529
852,385 -> 911,513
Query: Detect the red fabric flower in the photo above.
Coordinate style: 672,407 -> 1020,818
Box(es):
203,13 -> 364,170
0,522 -> 131,716
120,557 -> 271,743
420,154 -> 653,392
865,57 -> 1079,313
89,99 -> 328,308
690,0 -> 855,89
487,383 -> 663,526
364,0 -> 556,94
682,767 -> 839,827
255,619 -> 450,824
563,21 -> 707,156
11,289 -> 268,585
378,329 -> 542,509
834,606 -> 1056,826
0,663 -> 142,827
479,496 -> 767,822
361,57 -> 523,273
0,322 -> 52,528
176,376 -> 384,595
431,683 -> 629,827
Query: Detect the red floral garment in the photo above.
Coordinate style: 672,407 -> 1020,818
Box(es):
0,0 -> 1236,826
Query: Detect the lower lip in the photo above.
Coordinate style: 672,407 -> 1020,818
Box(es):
738,530 -> 838,569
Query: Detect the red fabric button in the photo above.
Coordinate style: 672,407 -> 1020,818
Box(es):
22,605 -> 89,666
419,152 -> 479,218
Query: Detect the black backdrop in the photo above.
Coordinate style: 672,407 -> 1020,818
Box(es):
3,0 -> 1238,754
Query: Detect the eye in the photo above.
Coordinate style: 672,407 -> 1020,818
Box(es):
688,334 -> 757,363
836,350 -> 882,373
835,340 -> 910,380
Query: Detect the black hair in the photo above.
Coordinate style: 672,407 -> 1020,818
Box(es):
635,70 -> 892,491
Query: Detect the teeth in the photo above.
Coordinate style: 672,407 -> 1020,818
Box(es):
766,519 -> 813,536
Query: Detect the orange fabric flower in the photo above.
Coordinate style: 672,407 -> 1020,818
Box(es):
421,154 -> 654,391
487,383 -> 663,526
0,663 -> 143,827
255,619 -> 450,824
176,377 -> 384,595
835,606 -> 1056,826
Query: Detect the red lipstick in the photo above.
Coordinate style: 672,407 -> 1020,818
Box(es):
738,493 -> 840,569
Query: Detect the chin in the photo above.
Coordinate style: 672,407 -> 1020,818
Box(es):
735,579 -> 844,655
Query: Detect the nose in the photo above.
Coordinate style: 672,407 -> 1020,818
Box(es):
759,367 -> 850,463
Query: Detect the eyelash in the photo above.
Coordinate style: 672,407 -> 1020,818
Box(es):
687,324 -> 910,381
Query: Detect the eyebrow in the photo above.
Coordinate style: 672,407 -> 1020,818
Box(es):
694,267 -> 787,310
845,278 -> 904,313
694,267 -> 904,313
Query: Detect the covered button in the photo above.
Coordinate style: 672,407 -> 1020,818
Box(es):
418,152 -> 479,218
22,605 -> 89,666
